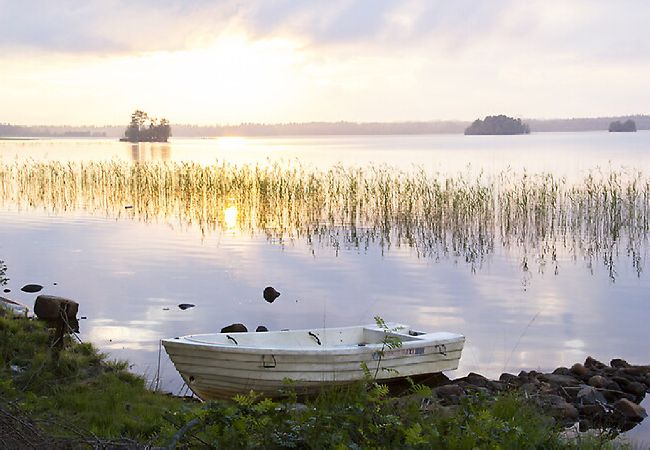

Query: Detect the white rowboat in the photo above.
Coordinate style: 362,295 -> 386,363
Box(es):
162,323 -> 465,400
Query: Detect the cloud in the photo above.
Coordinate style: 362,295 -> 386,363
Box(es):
2,0 -> 650,66
0,0 -> 238,54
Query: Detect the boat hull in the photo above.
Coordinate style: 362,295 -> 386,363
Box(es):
162,324 -> 465,400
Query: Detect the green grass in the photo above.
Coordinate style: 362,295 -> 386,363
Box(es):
0,315 -> 623,448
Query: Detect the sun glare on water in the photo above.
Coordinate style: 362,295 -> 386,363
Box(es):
223,205 -> 238,230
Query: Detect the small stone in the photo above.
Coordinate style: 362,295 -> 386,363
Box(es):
463,372 -> 489,388
604,380 -> 622,392
21,284 -> 43,293
587,375 -> 607,389
613,398 -> 648,421
263,286 -> 281,303
178,303 -> 195,310
601,389 -> 625,403
553,367 -> 572,377
435,384 -> 464,399
488,381 -> 505,392
579,404 -> 604,417
611,359 -> 630,369
255,326 -> 268,332
538,373 -> 581,387
3,289 -> 10,293
576,385 -> 607,405
499,373 -> 519,384
621,380 -> 647,397
584,356 -> 607,370
221,323 -> 247,333
570,363 -> 590,379
542,395 -> 579,422
519,382 -> 539,395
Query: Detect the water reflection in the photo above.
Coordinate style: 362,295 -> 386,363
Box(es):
1,160 -> 649,278
130,143 -> 171,162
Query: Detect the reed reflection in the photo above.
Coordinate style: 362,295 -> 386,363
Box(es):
1,160 -> 649,279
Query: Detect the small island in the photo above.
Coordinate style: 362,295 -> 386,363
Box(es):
120,110 -> 171,142
464,115 -> 530,135
608,119 -> 637,132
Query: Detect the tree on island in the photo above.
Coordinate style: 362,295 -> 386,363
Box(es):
464,115 -> 530,135
121,110 -> 171,142
608,119 -> 636,132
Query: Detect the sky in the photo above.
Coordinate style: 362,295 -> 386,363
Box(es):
1,0 -> 650,125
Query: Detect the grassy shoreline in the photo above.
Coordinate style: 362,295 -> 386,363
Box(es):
0,314 -> 624,448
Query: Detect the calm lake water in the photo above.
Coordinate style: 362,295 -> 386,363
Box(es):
1,132 -> 649,442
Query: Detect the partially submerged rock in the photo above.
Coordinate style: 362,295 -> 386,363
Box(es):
21,284 -> 43,293
221,323 -> 247,333
263,287 -> 280,303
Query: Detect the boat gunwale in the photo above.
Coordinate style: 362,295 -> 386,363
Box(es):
162,324 -> 465,356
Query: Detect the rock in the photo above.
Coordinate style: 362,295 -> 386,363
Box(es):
34,295 -> 79,333
435,384 -> 464,401
604,380 -> 622,392
178,303 -> 195,310
538,373 -> 581,387
615,379 -> 647,397
584,356 -> 607,370
263,286 -> 281,303
499,373 -> 520,384
288,403 -> 309,414
587,375 -> 607,389
570,363 -> 590,379
579,404 -> 605,418
541,395 -> 579,422
3,289 -> 10,293
519,382 -> 539,395
461,372 -> 490,388
610,359 -> 630,369
613,398 -> 648,421
576,385 -> 607,405
255,326 -> 268,332
601,389 -> 626,403
553,367 -> 573,377
21,283 -> 43,293
488,381 -> 505,392
221,323 -> 247,333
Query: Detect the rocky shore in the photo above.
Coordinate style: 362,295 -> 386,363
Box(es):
432,357 -> 649,434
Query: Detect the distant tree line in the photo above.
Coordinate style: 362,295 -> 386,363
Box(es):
3,115 -> 650,138
608,119 -> 637,132
121,110 -> 171,142
464,115 -> 530,135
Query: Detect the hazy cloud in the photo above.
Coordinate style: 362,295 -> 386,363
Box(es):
2,0 -> 650,64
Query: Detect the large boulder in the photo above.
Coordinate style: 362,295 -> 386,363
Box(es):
33,295 -> 79,333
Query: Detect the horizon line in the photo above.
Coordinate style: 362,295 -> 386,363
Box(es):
2,113 -> 650,129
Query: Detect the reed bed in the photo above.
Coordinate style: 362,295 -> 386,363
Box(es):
1,160 -> 649,275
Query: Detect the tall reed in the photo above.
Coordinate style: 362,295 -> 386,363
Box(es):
1,160 -> 649,276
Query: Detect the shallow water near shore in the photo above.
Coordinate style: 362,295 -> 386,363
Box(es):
1,133 -> 649,440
